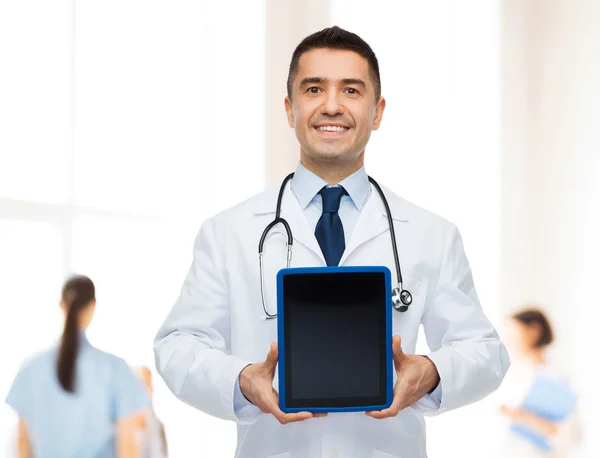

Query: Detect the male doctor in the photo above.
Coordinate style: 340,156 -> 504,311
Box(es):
155,26 -> 510,458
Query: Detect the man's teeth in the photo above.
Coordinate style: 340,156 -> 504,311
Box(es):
316,126 -> 349,132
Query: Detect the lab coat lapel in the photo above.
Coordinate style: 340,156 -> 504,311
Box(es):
279,187 -> 326,265
252,180 -> 408,267
339,184 -> 408,265
252,181 -> 326,265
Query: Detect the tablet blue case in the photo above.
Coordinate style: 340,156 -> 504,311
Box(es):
277,266 -> 393,413
509,374 -> 578,451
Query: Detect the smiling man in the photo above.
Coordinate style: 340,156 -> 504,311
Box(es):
285,46 -> 383,180
155,26 -> 510,458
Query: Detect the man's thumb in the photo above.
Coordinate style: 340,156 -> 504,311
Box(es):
264,341 -> 278,367
392,335 -> 406,363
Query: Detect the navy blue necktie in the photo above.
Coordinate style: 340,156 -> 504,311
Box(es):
315,186 -> 347,266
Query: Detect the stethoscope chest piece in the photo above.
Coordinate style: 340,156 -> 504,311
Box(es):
392,286 -> 412,313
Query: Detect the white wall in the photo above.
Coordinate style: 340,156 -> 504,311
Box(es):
0,1 -> 265,456
502,0 -> 600,455
265,0 -> 332,184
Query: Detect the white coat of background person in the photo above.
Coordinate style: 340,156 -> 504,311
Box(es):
154,26 -> 511,458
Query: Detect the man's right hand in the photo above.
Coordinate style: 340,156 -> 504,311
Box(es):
239,342 -> 326,425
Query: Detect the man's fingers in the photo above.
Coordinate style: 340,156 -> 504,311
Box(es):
365,408 -> 397,419
259,346 -> 327,424
365,394 -> 404,419
262,388 -> 316,425
279,411 -> 314,424
367,336 -> 413,420
261,389 -> 285,417
365,383 -> 405,419
365,404 -> 403,419
266,400 -> 314,424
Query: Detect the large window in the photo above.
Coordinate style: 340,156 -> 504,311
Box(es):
0,1 -> 265,456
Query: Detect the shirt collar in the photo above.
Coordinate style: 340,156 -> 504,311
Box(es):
291,162 -> 371,211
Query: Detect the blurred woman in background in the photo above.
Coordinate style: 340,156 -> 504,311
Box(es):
499,308 -> 582,457
132,366 -> 168,458
5,275 -> 149,458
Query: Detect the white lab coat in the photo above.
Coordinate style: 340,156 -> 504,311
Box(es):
154,180 -> 510,458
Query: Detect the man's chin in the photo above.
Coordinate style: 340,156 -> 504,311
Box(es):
308,151 -> 356,163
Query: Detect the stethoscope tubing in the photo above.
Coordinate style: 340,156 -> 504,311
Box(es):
258,173 -> 409,319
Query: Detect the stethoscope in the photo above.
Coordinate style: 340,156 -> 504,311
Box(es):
258,172 -> 413,320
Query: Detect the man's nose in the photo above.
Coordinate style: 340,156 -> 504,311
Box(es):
320,92 -> 345,117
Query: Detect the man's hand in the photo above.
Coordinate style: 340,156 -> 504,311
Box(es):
239,342 -> 326,425
366,335 -> 440,419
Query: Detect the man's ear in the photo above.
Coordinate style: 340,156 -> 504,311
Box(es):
284,96 -> 295,128
372,96 -> 386,131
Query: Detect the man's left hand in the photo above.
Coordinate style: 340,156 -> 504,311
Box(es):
366,334 -> 440,419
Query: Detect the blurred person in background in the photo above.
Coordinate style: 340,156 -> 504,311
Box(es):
5,423 -> 17,458
498,308 -> 583,457
132,366 -> 168,458
4,275 -> 149,458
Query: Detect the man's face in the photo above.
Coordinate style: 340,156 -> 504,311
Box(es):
285,48 -> 385,164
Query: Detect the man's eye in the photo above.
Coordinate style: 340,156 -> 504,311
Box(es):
307,87 -> 321,94
346,88 -> 359,94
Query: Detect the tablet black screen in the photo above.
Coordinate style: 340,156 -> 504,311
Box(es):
283,271 -> 387,408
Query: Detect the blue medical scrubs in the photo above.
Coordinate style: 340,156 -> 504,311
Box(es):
5,334 -> 149,458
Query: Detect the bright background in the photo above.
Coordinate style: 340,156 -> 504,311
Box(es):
1,0 -> 598,457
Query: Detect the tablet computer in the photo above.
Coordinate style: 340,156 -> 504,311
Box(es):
276,266 -> 393,413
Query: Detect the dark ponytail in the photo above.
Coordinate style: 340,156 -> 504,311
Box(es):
57,275 -> 95,393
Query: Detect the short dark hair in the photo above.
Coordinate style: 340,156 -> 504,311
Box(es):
512,308 -> 554,348
287,26 -> 381,101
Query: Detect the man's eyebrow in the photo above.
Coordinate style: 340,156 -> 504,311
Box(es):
299,77 -> 328,87
298,77 -> 367,88
340,78 -> 366,88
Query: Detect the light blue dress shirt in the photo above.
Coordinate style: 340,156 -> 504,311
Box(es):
234,162 -> 442,417
290,161 -> 372,244
5,334 -> 150,458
